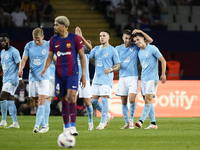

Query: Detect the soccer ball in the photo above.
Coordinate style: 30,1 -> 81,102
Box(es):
57,131 -> 76,148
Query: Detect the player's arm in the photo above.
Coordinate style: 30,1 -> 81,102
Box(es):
0,62 -> 2,73
104,63 -> 121,75
16,62 -> 25,89
132,29 -> 153,43
159,56 -> 166,84
41,51 -> 54,78
53,56 -> 57,65
75,26 -> 92,51
78,48 -> 86,88
18,55 -> 28,77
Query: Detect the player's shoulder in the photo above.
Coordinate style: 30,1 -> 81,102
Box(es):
147,43 -> 158,50
10,46 -> 19,52
115,44 -> 123,50
25,40 -> 34,48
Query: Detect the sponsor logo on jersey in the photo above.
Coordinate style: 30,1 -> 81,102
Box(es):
57,51 -> 71,57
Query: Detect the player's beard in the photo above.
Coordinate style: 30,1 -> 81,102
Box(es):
54,29 -> 58,35
3,42 -> 9,50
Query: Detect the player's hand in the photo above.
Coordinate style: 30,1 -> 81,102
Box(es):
160,74 -> 166,84
80,75 -> 86,88
18,70 -> 23,77
19,80 -> 25,89
132,29 -> 142,34
104,68 -> 112,75
41,69 -> 46,78
75,27 -> 82,37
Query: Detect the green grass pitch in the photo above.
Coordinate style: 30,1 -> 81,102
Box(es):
0,116 -> 200,150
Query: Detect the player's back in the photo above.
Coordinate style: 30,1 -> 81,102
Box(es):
116,43 -> 139,78
1,46 -> 21,86
24,40 -> 50,81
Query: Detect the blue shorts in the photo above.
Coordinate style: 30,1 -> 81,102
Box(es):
55,74 -> 78,97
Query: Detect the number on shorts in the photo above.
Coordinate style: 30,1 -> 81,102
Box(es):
56,83 -> 60,90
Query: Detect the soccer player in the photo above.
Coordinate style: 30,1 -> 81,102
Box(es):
41,16 -> 86,136
115,29 -> 153,129
18,28 -> 50,133
90,30 -> 120,130
40,54 -> 57,133
133,32 -> 166,129
0,33 -> 25,128
75,26 -> 94,130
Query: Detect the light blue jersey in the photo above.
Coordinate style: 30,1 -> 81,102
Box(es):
1,46 -> 21,86
23,40 -> 50,81
116,43 -> 139,78
138,43 -> 162,82
77,45 -> 90,81
89,45 -> 120,88
49,54 -> 56,77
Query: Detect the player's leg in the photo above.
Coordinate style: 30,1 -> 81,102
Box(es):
1,83 -> 19,128
0,99 -> 7,128
128,76 -> 138,129
121,96 -> 129,129
79,80 -> 93,130
116,78 -> 129,129
135,81 -> 154,129
91,84 -> 102,112
34,80 -> 49,133
145,81 -> 159,129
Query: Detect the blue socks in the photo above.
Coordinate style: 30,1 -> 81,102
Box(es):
140,104 -> 151,122
122,104 -> 129,124
91,99 -> 102,112
1,100 -> 7,121
149,103 -> 156,122
100,97 -> 108,123
8,101 -> 18,122
41,100 -> 51,127
129,102 -> 136,120
86,104 -> 93,123
35,105 -> 45,127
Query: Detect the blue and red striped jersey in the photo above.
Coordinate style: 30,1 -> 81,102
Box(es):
49,32 -> 83,77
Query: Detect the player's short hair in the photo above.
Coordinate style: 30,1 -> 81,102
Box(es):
132,32 -> 144,38
101,30 -> 110,37
0,33 -> 9,39
123,29 -> 132,36
32,28 -> 44,38
55,16 -> 70,27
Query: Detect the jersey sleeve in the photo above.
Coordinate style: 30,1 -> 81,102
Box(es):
75,35 -> 84,51
152,46 -> 162,59
13,49 -> 21,64
23,42 -> 30,57
112,48 -> 121,65
89,46 -> 96,59
49,37 -> 54,52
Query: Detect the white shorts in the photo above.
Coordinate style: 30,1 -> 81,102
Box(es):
2,82 -> 17,96
29,80 -> 49,97
77,80 -> 92,98
92,84 -> 112,98
49,76 -> 55,97
116,76 -> 138,96
141,80 -> 159,97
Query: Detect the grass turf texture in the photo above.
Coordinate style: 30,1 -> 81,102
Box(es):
0,116 -> 200,150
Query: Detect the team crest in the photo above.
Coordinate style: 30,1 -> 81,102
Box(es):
57,91 -> 60,94
130,48 -> 133,52
42,49 -> 46,55
67,43 -> 71,48
145,52 -> 148,57
104,52 -> 108,57
6,54 -> 9,59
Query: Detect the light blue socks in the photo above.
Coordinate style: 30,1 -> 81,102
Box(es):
140,104 -> 151,122
100,97 -> 108,123
149,103 -> 156,122
1,100 -> 7,121
8,101 -> 18,122
129,102 -> 136,120
35,105 -> 45,127
122,104 -> 129,124
41,100 -> 51,127
91,99 -> 103,112
86,104 -> 93,123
